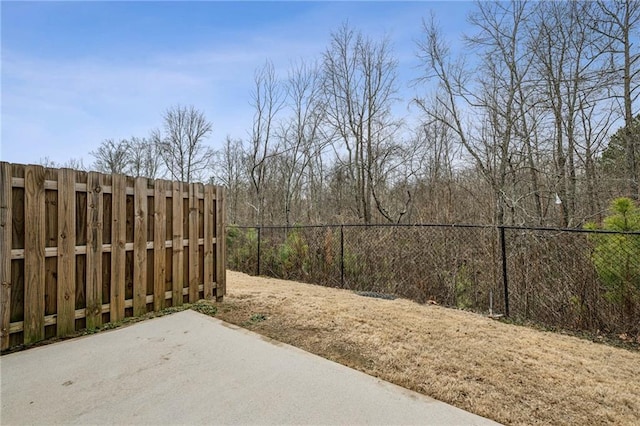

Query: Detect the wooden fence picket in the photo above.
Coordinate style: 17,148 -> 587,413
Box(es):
216,186 -> 226,300
56,168 -> 76,336
203,185 -> 214,299
153,180 -> 166,311
23,166 -> 46,344
188,183 -> 198,302
110,174 -> 126,322
85,171 -> 103,329
0,163 -> 12,349
133,177 -> 148,317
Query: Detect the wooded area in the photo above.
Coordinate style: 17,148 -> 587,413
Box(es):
0,162 -> 226,350
56,1 -> 638,231
210,0 -> 638,228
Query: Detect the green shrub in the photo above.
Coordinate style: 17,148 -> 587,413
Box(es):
226,225 -> 258,273
454,265 -> 475,310
279,229 -> 309,274
585,198 -> 640,308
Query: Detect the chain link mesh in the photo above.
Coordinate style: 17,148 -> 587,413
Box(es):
227,224 -> 640,335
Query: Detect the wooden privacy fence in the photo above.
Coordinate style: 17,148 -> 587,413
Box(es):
0,162 -> 226,350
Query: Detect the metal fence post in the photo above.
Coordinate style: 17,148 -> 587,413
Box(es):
499,226 -> 510,317
256,226 -> 261,276
340,225 -> 345,288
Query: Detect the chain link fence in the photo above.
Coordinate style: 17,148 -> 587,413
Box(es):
227,224 -> 640,336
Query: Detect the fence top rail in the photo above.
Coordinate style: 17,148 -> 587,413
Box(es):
1,161 -> 221,189
498,224 -> 640,235
228,223 -> 495,230
227,223 -> 640,236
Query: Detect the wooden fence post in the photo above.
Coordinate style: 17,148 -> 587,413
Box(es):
188,183 -> 199,302
0,163 -> 12,350
216,186 -> 226,301
172,182 -> 184,306
153,180 -> 166,310
86,171 -> 103,329
133,177 -> 148,317
24,165 -> 46,344
203,185 -> 214,299
110,174 -> 126,322
56,168 -> 76,336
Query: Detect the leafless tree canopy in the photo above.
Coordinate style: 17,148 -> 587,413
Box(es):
80,4 -> 638,227
245,60 -> 286,225
89,136 -> 162,178
90,139 -> 129,174
156,104 -> 214,183
127,136 -> 163,179
322,23 -> 407,224
39,156 -> 86,170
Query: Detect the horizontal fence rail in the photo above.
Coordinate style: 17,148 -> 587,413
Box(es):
227,223 -> 640,337
0,162 -> 226,350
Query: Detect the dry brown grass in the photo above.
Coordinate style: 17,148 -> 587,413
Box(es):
215,271 -> 640,426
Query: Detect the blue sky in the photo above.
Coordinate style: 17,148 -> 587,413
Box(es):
1,1 -> 474,166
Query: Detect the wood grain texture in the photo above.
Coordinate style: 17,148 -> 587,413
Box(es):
133,177 -> 148,317
86,172 -> 103,329
203,185 -> 214,299
172,182 -> 183,306
24,165 -> 46,344
9,167 -> 24,349
188,184 -> 199,302
0,163 -> 12,349
153,180 -> 166,310
110,174 -> 126,322
43,168 -> 58,336
74,171 -> 88,329
56,168 -> 76,336
215,186 -> 226,301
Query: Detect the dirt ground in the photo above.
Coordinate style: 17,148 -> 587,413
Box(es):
215,271 -> 640,426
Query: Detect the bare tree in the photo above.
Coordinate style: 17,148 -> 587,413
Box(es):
37,156 -> 59,168
90,139 -> 129,174
322,22 -> 404,223
246,61 -> 286,225
469,1 -> 543,226
212,136 -> 246,224
591,0 -> 640,199
416,2 -> 546,225
126,136 -> 163,179
529,0 -> 617,225
416,15 -> 499,224
63,157 -> 86,171
279,59 -> 327,226
156,105 -> 214,183
38,156 -> 86,170
406,97 -> 458,222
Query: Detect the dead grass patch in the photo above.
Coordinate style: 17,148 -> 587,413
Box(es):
215,271 -> 640,426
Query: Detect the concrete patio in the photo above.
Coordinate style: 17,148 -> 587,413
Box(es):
1,310 -> 499,425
